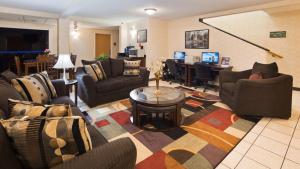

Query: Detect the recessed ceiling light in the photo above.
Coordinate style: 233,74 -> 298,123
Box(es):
144,8 -> 157,15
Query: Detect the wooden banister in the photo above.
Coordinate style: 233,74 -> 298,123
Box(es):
199,19 -> 283,58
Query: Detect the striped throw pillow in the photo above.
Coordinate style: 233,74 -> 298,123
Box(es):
84,62 -> 107,82
11,75 -> 52,104
123,60 -> 141,76
0,116 -> 92,169
32,71 -> 57,98
8,99 -> 72,118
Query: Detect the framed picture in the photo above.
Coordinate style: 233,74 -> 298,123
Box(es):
185,29 -> 209,49
137,29 -> 147,43
270,31 -> 286,38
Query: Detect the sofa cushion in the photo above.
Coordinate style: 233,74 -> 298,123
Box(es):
252,62 -> 278,79
8,99 -> 73,118
84,63 -> 107,82
1,116 -> 93,169
0,124 -> 23,169
0,80 -> 23,118
51,96 -> 76,107
110,58 -> 124,77
222,82 -> 236,95
82,59 -> 97,66
99,59 -> 112,78
123,60 -> 141,76
0,70 -> 18,84
11,75 -> 53,104
96,77 -> 125,93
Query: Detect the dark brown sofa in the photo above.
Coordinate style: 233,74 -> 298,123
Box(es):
0,78 -> 137,169
76,58 -> 150,107
219,62 -> 293,119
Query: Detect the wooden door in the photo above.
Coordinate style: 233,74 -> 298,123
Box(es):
95,34 -> 111,58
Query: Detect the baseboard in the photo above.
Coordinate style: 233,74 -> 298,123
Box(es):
293,87 -> 300,91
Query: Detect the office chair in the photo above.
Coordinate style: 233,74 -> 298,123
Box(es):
193,62 -> 215,92
165,59 -> 185,84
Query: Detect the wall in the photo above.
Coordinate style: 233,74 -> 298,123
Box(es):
167,9 -> 300,87
205,10 -> 300,87
119,18 -> 168,72
0,19 -> 58,54
69,28 -> 119,67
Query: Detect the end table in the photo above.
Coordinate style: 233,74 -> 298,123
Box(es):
65,79 -> 78,106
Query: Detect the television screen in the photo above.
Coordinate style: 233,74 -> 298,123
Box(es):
0,27 -> 49,53
174,51 -> 185,60
202,52 -> 219,64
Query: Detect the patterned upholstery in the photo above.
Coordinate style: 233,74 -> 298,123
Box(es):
8,99 -> 72,118
33,71 -> 58,98
0,116 -> 92,169
84,63 -> 106,82
123,60 -> 141,76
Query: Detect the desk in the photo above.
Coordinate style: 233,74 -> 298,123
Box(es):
164,62 -> 233,87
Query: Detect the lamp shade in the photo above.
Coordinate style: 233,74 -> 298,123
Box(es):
53,54 -> 75,69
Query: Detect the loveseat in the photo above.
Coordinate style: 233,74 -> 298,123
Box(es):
76,58 -> 150,107
0,77 -> 137,169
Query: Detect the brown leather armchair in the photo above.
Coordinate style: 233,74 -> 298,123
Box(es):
219,62 -> 293,119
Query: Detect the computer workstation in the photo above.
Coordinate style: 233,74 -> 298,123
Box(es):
164,51 -> 233,87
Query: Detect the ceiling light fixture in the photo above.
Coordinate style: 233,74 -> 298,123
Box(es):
144,8 -> 157,15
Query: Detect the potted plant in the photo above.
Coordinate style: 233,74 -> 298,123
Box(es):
96,53 -> 109,61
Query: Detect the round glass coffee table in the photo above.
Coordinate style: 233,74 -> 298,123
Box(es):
129,86 -> 185,130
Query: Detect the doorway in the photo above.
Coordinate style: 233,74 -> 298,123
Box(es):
95,33 -> 111,58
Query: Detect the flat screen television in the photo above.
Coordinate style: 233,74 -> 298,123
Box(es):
174,51 -> 185,61
0,27 -> 49,54
202,52 -> 219,64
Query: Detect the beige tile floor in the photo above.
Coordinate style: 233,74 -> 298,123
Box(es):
71,81 -> 300,169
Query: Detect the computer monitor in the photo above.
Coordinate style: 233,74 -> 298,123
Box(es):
174,51 -> 186,61
202,52 -> 220,64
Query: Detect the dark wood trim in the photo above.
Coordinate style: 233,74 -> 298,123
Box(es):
293,87 -> 300,91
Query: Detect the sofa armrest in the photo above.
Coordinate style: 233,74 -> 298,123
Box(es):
234,74 -> 293,118
219,69 -> 252,84
51,79 -> 69,97
76,74 -> 96,105
51,138 -> 137,169
139,67 -> 150,85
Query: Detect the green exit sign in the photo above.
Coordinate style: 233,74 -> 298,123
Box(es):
270,31 -> 286,38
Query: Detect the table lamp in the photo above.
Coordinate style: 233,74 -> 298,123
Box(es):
53,54 -> 75,82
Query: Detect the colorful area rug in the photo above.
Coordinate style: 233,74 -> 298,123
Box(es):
87,86 -> 260,169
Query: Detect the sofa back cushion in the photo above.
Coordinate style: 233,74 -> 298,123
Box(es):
0,80 -> 23,119
252,62 -> 278,79
0,124 -> 23,169
1,116 -> 93,169
0,70 -> 18,84
82,59 -> 97,66
111,58 -> 124,77
99,59 -> 112,78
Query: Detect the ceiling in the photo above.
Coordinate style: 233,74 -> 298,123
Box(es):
0,0 -> 284,25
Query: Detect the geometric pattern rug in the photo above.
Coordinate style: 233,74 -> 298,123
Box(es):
86,86 -> 260,169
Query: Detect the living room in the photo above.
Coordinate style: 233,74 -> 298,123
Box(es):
0,0 -> 299,169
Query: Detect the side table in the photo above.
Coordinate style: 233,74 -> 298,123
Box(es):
65,79 -> 78,106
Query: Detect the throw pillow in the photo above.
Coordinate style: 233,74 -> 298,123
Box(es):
11,75 -> 52,104
249,72 -> 263,80
110,58 -> 124,77
252,62 -> 278,79
0,116 -> 92,169
84,63 -> 107,82
8,99 -> 72,118
123,60 -> 141,76
32,71 -> 58,98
